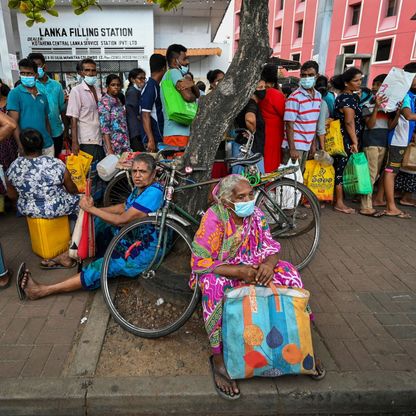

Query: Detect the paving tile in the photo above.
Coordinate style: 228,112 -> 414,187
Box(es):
42,344 -> 71,376
375,313 -> 413,326
316,323 -> 357,340
17,317 -> 46,345
384,325 -> 416,340
361,337 -> 405,355
371,354 -> 416,371
0,360 -> 26,377
343,340 -> 379,371
21,345 -> 52,377
0,318 -> 28,345
398,339 -> 416,361
323,339 -> 360,371
0,345 -> 32,361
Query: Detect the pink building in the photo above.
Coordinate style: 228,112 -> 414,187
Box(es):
234,0 -> 416,84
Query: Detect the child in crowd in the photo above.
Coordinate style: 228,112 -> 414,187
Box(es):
383,63 -> 416,219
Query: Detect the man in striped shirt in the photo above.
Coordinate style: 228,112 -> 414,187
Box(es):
282,61 -> 321,172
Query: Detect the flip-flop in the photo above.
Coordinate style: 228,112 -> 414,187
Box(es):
0,269 -> 12,290
40,259 -> 77,270
359,210 -> 385,218
16,262 -> 26,301
209,356 -> 240,400
384,211 -> 412,219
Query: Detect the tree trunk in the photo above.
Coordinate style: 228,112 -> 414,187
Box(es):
179,0 -> 270,215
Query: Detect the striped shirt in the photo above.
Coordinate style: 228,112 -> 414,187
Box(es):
282,87 -> 321,151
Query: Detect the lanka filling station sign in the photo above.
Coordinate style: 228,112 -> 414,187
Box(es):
17,7 -> 154,62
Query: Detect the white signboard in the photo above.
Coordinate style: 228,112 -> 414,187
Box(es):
17,6 -> 154,66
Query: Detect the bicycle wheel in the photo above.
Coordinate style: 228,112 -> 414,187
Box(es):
256,178 -> 320,270
103,171 -> 133,207
101,217 -> 200,338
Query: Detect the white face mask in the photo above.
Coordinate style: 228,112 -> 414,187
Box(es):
133,84 -> 142,91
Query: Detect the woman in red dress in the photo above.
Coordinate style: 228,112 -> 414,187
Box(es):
258,65 -> 286,172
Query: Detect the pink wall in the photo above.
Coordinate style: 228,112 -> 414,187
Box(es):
234,0 -> 416,84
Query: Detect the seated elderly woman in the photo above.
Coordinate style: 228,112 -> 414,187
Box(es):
6,128 -> 79,268
191,174 -> 312,399
16,153 -> 164,300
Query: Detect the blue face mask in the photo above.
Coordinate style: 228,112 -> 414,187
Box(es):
180,65 -> 189,75
20,76 -> 36,88
299,77 -> 316,90
229,199 -> 256,218
37,67 -> 45,78
84,76 -> 97,86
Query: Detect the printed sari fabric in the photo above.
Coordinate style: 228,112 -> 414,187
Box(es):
190,205 -> 303,354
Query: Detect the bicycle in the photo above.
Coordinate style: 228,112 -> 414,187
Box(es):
100,147 -> 320,338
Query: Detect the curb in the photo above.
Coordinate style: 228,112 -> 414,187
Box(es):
1,371 -> 416,415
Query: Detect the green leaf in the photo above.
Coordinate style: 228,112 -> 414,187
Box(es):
74,7 -> 84,14
26,19 -> 34,27
71,0 -> 81,7
46,8 -> 58,16
8,0 -> 20,9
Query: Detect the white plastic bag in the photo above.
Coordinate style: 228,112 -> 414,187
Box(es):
377,67 -> 415,113
69,209 -> 84,260
97,154 -> 119,181
263,160 -> 303,226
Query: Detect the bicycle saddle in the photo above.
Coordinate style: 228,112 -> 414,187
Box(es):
227,153 -> 263,167
158,146 -> 186,157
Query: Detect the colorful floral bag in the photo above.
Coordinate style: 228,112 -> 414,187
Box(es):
223,284 -> 316,379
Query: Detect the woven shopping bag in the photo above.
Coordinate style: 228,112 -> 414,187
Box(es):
160,70 -> 197,126
223,284 -> 316,379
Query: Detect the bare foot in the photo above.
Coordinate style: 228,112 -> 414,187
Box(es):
21,270 -> 48,300
373,199 -> 386,207
0,271 -> 11,289
212,354 -> 240,397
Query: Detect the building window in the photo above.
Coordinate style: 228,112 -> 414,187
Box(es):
386,0 -> 397,17
296,20 -> 303,38
351,4 -> 361,26
280,0 -> 284,10
292,53 -> 301,62
343,44 -> 356,65
375,38 -> 393,62
275,26 -> 282,44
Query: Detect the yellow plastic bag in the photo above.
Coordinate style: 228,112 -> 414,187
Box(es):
304,160 -> 335,201
324,120 -> 347,157
66,151 -> 93,193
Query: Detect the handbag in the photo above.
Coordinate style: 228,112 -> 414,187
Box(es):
343,152 -> 372,195
401,143 -> 416,172
160,70 -> 197,126
223,284 -> 316,379
324,120 -> 347,157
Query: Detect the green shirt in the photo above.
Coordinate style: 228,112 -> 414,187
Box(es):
7,84 -> 53,148
36,76 -> 65,138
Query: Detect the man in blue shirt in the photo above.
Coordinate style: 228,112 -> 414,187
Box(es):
140,54 -> 166,152
7,58 -> 53,156
28,52 -> 68,157
160,44 -> 199,148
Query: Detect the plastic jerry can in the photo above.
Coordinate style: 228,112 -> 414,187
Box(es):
26,216 -> 71,259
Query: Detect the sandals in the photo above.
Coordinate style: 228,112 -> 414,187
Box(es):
384,211 -> 412,219
16,262 -> 27,301
359,210 -> 385,218
209,356 -> 240,400
40,259 -> 77,270
311,358 -> 326,380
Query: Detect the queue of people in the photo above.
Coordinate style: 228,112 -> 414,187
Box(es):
1,47 -> 416,401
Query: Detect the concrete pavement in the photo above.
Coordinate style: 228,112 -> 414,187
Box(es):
1,205 -> 416,415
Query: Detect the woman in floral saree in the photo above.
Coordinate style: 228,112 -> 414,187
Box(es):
190,174 -> 305,399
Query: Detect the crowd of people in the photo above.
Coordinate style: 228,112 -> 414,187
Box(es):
1,44 -> 416,400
